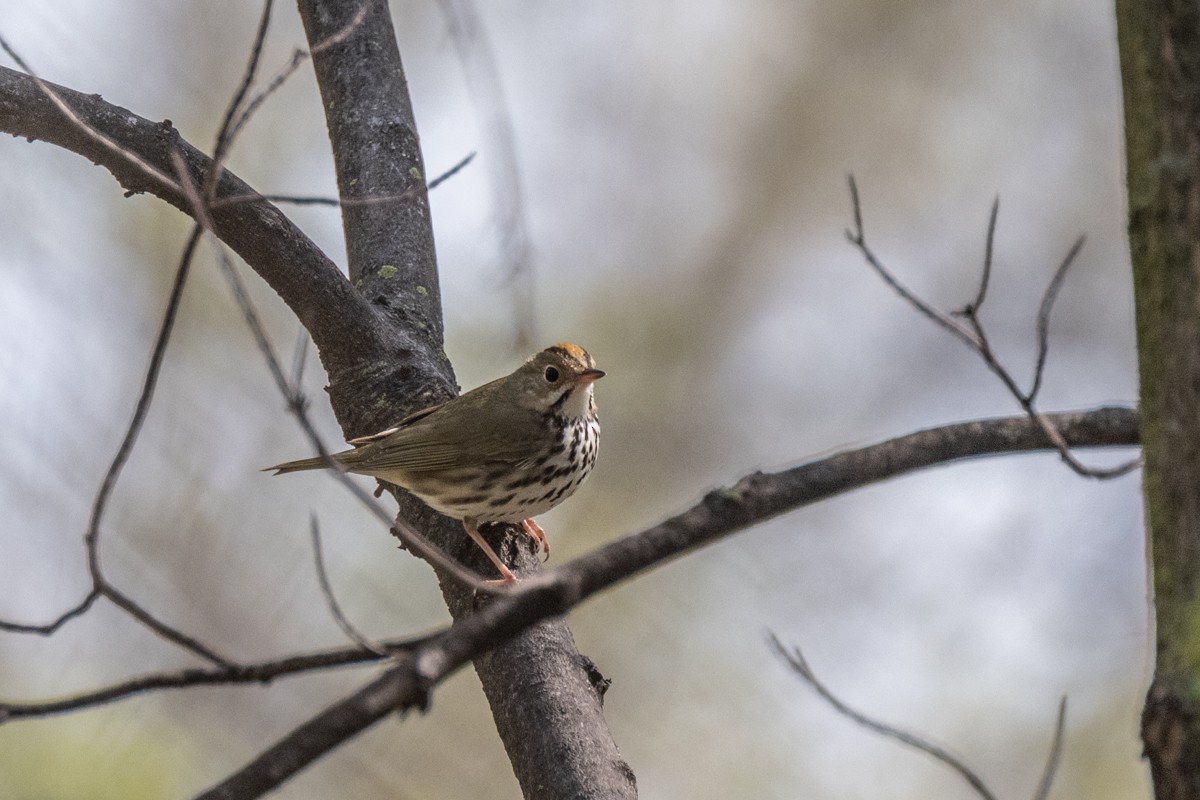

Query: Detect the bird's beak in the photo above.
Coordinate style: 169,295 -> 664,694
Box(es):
577,368 -> 606,384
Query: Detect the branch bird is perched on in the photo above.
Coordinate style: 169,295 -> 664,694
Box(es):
267,343 -> 604,583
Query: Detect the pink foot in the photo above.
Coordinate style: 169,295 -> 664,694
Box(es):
520,519 -> 549,561
463,519 -> 519,583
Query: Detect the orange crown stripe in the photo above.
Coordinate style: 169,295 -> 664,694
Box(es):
549,342 -> 588,361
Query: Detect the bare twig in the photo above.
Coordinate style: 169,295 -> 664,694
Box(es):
0,223 -> 231,665
845,176 -> 981,351
770,635 -> 1070,800
227,48 -> 308,146
101,583 -> 230,666
0,35 -> 180,195
1029,237 -> 1084,404
428,151 -> 477,190
213,151 -> 477,210
223,0 -> 375,163
260,193 -> 341,207
957,195 -> 1000,317
226,0 -> 375,152
0,590 -> 99,634
767,633 -> 999,800
0,4 -> 285,665
388,518 -> 506,593
0,633 -> 433,722
846,176 -> 1140,479
84,225 -> 230,666
1031,696 -> 1068,800
206,0 -> 275,199
0,40 -> 255,662
310,516 -> 390,657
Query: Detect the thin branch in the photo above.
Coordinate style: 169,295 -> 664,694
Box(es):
846,177 -> 1140,479
83,219 -> 230,666
259,193 -> 341,207
310,516 -> 390,657
1029,237 -> 1085,404
0,5 -> 282,665
767,633 -> 998,800
226,0 -> 379,169
227,48 -> 307,146
845,175 -> 981,351
1031,696 -> 1068,800
88,227 -> 229,662
0,634 -> 434,722
0,64 -> 384,356
61,142 -> 192,579
210,243 -> 291,390
206,0 -> 275,199
0,589 -> 100,634
0,35 -> 180,195
102,584 -> 232,667
0,223 -> 232,663
769,635 -> 1070,800
956,195 -> 1000,316
428,150 -> 477,189
388,519 -> 504,593
215,151 -> 477,210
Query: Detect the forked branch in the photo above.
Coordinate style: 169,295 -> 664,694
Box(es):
845,175 -> 1139,480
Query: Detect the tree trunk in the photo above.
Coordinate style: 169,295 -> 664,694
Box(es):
296,1 -> 636,797
1116,3 -> 1200,797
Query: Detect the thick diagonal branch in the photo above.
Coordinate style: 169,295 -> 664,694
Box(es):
196,405 -> 1137,798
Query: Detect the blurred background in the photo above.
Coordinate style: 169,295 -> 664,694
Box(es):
0,1 -> 1146,798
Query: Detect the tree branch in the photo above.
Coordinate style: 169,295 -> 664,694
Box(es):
767,634 -> 1001,800
847,176 -> 1139,479
767,634 -> 1071,800
196,406 -> 1137,797
0,64 -> 385,377
291,4 -> 636,799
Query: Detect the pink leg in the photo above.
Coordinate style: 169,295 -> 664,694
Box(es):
463,519 -> 517,584
520,519 -> 549,560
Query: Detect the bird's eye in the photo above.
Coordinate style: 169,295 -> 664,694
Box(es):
544,366 -> 560,383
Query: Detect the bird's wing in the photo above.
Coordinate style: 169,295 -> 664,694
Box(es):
347,404 -> 537,473
347,402 -> 445,446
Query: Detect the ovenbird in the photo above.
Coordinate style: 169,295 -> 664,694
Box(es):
267,343 -> 604,583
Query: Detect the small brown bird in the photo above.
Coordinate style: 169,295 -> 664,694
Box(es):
267,343 -> 604,583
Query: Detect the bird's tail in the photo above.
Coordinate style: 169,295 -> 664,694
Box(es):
263,454 -> 340,475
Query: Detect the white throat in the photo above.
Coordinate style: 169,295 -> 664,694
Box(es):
562,382 -> 595,419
